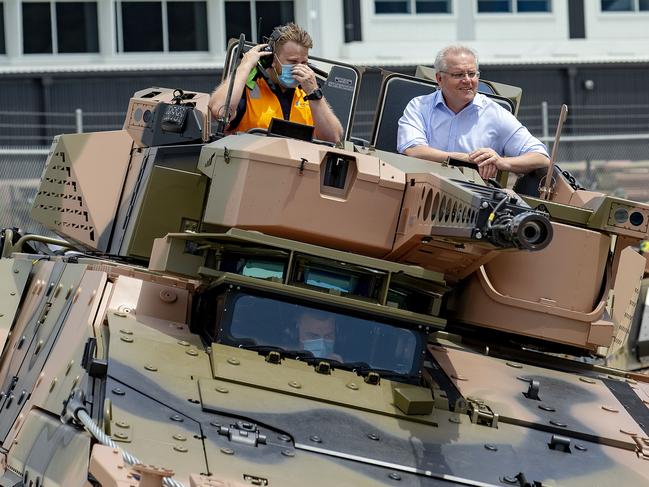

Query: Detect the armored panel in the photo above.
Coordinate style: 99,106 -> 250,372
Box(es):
104,377 -> 206,481
0,259 -> 32,354
0,261 -> 58,391
199,135 -> 405,258
637,280 -> 649,358
22,271 -> 106,431
6,409 -> 90,487
102,277 -> 208,482
110,144 -> 208,260
429,345 -> 647,449
0,262 -> 85,441
202,345 -> 649,487
607,247 -> 646,357
30,131 -> 133,252
450,223 -> 613,350
208,345 -> 436,422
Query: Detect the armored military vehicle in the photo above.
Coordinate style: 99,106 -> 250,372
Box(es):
0,41 -> 648,487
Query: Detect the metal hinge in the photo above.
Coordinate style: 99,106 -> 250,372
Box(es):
217,421 -> 267,447
632,435 -> 649,459
502,472 -> 543,487
467,398 -> 499,428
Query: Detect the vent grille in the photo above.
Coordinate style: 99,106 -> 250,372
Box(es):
31,148 -> 97,244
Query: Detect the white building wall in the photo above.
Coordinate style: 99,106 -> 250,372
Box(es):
584,1 -> 649,39
4,0 -> 20,58
340,0 -> 569,64
308,0 -> 344,59
473,1 -> 568,41
3,0 -> 649,73
359,0 -> 457,42
340,0 -> 649,66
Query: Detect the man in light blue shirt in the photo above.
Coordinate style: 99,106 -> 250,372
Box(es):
397,45 -> 549,180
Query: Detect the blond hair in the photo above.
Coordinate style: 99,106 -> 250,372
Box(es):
272,23 -> 313,51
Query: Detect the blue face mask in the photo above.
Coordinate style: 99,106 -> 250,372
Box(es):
275,59 -> 299,88
301,338 -> 335,358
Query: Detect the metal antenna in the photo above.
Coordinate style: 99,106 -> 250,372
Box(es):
256,17 -> 262,43
215,33 -> 246,137
539,104 -> 568,201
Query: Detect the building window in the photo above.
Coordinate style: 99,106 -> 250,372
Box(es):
22,2 -> 99,55
477,0 -> 551,12
224,1 -> 294,45
374,0 -> 451,14
416,0 -> 451,13
23,3 -> 52,53
117,1 -> 208,53
0,3 -> 5,55
601,0 -> 649,11
56,2 -> 99,53
168,2 -> 208,51
517,0 -> 551,11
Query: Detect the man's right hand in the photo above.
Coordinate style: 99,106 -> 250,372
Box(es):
241,44 -> 273,70
476,161 -> 498,180
209,44 -> 272,121
469,148 -> 501,180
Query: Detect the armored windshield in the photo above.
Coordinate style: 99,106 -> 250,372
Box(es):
223,292 -> 423,377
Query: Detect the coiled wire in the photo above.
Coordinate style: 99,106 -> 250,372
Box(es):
77,409 -> 187,487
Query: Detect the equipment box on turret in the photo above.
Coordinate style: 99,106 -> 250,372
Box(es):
198,134 -> 405,258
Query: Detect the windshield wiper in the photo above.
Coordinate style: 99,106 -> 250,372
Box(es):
239,344 -> 313,360
335,362 -> 419,382
331,361 -> 371,372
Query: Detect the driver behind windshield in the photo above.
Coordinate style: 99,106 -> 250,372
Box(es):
208,23 -> 343,143
297,310 -> 342,361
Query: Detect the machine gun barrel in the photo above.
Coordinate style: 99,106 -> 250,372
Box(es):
386,171 -> 553,279
487,209 -> 552,250
394,174 -> 553,248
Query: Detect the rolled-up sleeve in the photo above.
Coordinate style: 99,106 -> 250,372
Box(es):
397,96 -> 430,154
499,111 -> 549,158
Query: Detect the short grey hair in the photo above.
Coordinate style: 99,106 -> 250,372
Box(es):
434,45 -> 479,72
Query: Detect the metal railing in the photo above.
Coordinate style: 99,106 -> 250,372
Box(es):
0,109 -> 124,145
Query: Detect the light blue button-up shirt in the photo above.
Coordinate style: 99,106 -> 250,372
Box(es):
397,90 -> 549,159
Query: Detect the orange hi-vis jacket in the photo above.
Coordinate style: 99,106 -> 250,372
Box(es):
236,76 -> 314,132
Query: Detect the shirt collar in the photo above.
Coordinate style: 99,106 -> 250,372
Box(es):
434,89 -> 485,113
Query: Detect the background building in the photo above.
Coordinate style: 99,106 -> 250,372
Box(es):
2,0 -> 649,231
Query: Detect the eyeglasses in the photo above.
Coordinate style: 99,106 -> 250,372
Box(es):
441,71 -> 480,80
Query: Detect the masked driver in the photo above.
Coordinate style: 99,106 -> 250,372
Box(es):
296,310 -> 342,361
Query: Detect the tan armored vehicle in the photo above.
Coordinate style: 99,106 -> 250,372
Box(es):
0,42 -> 648,487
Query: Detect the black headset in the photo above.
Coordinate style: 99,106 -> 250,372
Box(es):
259,26 -> 284,69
